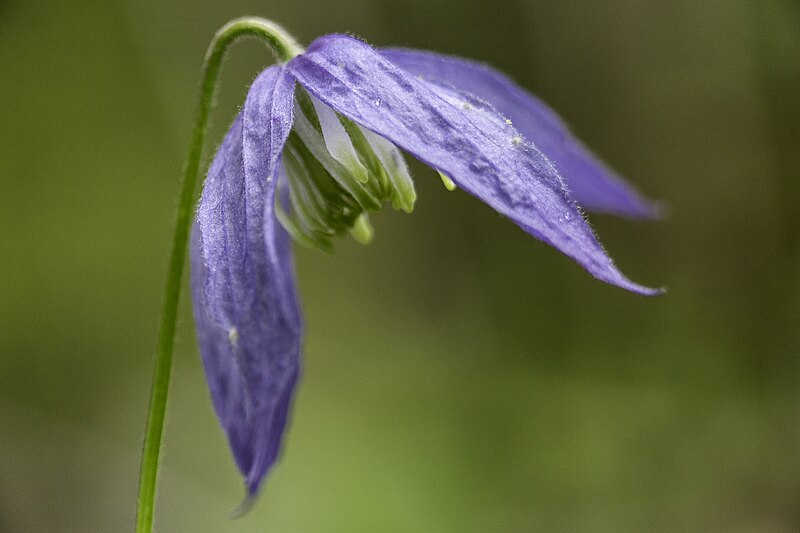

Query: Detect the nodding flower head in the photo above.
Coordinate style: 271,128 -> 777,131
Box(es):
190,29 -> 662,505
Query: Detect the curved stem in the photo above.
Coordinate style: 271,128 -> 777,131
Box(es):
135,18 -> 302,533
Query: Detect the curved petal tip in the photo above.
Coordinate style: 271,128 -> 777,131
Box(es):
229,493 -> 256,520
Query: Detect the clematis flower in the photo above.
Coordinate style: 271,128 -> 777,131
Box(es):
190,32 -> 660,503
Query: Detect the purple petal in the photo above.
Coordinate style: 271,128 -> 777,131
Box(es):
380,48 -> 660,219
288,35 -> 659,295
191,225 -> 254,475
192,65 -> 302,499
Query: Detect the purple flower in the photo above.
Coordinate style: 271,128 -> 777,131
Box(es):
191,33 -> 660,502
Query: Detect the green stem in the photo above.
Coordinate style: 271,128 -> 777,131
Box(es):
135,18 -> 302,533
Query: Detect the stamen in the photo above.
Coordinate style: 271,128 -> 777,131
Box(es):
437,171 -> 457,191
278,90 -> 417,251
275,162 -> 335,252
360,128 -> 417,213
282,149 -> 336,249
310,95 -> 370,184
292,100 -> 381,211
340,118 -> 392,201
349,213 -> 374,245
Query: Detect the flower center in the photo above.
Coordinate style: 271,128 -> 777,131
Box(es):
275,88 -> 416,251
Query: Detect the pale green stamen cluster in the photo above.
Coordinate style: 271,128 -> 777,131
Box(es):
276,89 -> 417,252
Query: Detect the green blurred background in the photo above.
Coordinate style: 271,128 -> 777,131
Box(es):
1,0 -> 798,531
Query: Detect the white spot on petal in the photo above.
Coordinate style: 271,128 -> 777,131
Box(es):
228,327 -> 239,347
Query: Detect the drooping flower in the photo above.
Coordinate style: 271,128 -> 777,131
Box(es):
191,32 -> 660,503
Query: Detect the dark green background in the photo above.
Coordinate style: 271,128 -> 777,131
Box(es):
1,0 -> 798,531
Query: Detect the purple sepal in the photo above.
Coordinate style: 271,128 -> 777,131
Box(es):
288,35 -> 659,295
380,48 -> 660,219
191,65 -> 303,499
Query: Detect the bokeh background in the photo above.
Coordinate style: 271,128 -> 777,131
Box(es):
1,0 -> 799,531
